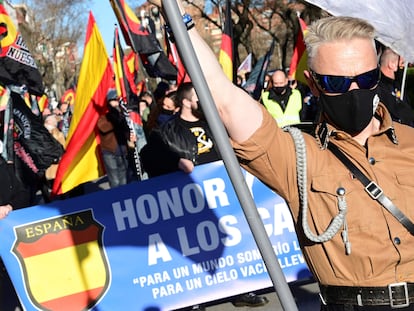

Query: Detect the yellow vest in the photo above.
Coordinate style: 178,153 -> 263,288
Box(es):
262,89 -> 302,127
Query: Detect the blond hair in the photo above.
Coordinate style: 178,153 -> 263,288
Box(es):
305,16 -> 376,67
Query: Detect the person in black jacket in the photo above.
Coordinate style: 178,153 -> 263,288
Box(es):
0,154 -> 30,311
140,82 -> 219,177
97,89 -> 136,188
140,83 -> 268,309
377,46 -> 414,126
0,155 -> 30,217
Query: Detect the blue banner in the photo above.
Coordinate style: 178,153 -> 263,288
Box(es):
0,161 -> 311,311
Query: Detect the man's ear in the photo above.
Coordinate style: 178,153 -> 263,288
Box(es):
387,56 -> 399,72
304,70 -> 321,97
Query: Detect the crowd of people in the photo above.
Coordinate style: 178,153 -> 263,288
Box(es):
2,0 -> 414,310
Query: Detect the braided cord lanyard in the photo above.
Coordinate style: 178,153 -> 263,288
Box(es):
284,126 -> 351,254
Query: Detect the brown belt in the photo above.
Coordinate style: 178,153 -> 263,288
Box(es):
319,283 -> 414,308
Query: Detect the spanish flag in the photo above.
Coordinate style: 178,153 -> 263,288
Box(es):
61,88 -> 76,106
219,0 -> 234,82
288,14 -> 308,85
52,12 -> 113,196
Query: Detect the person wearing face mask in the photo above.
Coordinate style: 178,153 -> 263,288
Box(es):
261,69 -> 303,127
144,90 -> 179,138
140,82 -> 220,178
377,46 -> 414,126
149,1 -> 414,309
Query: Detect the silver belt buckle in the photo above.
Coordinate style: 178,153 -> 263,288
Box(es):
388,282 -> 409,309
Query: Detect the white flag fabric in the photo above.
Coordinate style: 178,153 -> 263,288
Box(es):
305,0 -> 414,63
237,53 -> 252,74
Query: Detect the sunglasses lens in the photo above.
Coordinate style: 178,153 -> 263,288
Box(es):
356,68 -> 380,89
314,67 -> 380,93
321,76 -> 350,93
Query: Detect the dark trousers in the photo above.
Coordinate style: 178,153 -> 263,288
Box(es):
321,304 -> 414,310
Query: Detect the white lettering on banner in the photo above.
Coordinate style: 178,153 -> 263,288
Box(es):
136,271 -> 171,287
181,183 -> 205,213
258,203 -> 295,237
203,178 -> 230,208
186,277 -> 203,290
173,266 -> 190,279
148,216 -> 242,265
152,282 -> 184,299
177,217 -> 241,257
197,221 -> 220,251
177,226 -> 199,256
148,233 -> 173,265
204,269 -> 238,286
239,262 -> 267,277
219,215 -> 242,246
278,254 -> 306,268
177,220 -> 221,255
192,255 -> 235,274
112,178 -> 230,231
237,249 -> 262,264
273,242 -> 290,255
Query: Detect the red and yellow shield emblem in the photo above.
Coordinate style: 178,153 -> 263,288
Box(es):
12,210 -> 110,311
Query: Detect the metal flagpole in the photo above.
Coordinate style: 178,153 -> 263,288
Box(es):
162,1 -> 298,310
400,62 -> 408,101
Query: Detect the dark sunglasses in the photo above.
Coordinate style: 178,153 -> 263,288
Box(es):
311,67 -> 381,94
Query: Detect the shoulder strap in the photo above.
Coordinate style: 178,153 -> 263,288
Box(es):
327,142 -> 414,235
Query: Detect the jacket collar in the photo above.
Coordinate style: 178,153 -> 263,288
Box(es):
315,103 -> 398,149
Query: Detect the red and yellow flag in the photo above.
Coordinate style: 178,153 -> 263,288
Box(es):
52,12 -> 113,196
13,211 -> 110,311
113,26 -> 128,100
109,0 -> 176,80
166,33 -> 190,86
219,0 -> 234,82
61,88 -> 76,106
288,15 -> 308,85
37,94 -> 49,112
124,51 -> 138,95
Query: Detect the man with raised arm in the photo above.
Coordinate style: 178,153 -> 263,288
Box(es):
151,1 -> 414,310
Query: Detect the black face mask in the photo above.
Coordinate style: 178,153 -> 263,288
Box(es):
272,85 -> 288,95
319,87 -> 379,135
161,108 -> 175,115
